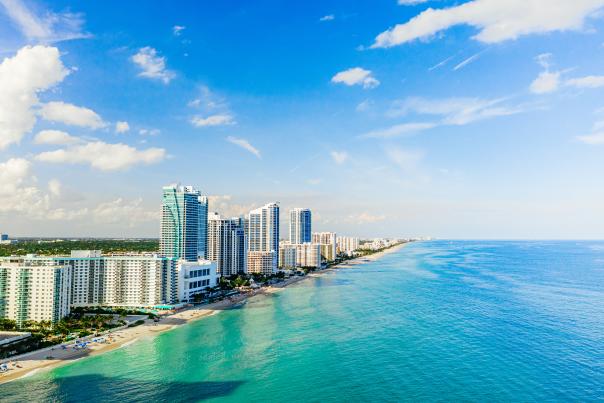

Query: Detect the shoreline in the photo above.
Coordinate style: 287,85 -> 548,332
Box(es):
0,242 -> 408,384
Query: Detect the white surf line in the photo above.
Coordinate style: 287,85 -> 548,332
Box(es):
119,338 -> 139,349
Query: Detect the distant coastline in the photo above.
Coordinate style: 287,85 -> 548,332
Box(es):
0,242 -> 409,384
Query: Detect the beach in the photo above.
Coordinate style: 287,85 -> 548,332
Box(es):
0,243 -> 407,384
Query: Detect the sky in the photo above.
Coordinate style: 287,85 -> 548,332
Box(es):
1,0 -> 604,239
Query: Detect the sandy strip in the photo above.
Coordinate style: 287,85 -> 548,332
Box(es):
0,242 -> 408,384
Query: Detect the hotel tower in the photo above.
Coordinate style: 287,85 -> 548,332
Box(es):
289,208 -> 312,244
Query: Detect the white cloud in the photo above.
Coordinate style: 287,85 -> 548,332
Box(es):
0,158 -> 30,195
131,47 -> 175,84
331,67 -> 380,89
364,97 -> 525,139
530,71 -> 561,94
188,99 -> 202,108
577,120 -> 604,144
47,179 -> 61,197
319,14 -> 335,22
33,129 -> 80,145
138,128 -> 160,136
566,75 -> 604,88
207,195 -> 258,218
372,0 -> 604,48
92,198 -> 158,226
36,141 -> 166,171
348,212 -> 387,224
577,132 -> 604,144
356,99 -> 373,112
226,136 -> 261,158
115,121 -> 130,133
330,151 -> 349,164
188,86 -> 227,110
0,157 -> 159,225
0,45 -> 68,150
39,101 -> 105,128
191,114 -> 235,127
389,96 -> 524,125
530,54 -> 560,94
530,54 -> 604,93
0,0 -> 90,42
188,86 -> 235,126
361,122 -> 437,138
0,157 -> 84,219
172,25 -> 186,36
386,147 -> 423,172
306,178 -> 322,185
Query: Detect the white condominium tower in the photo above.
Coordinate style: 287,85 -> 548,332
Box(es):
289,208 -> 312,244
1,251 -> 179,309
279,242 -> 321,269
248,203 -> 280,274
0,251 -> 220,312
337,236 -> 360,255
207,213 -> 247,276
0,263 -> 71,325
312,232 -> 337,262
160,184 -> 208,262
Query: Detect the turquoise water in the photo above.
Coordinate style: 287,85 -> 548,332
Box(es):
4,241 -> 604,402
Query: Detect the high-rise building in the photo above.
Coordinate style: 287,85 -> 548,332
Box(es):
2,252 -> 180,308
0,263 -> 71,325
279,243 -> 297,269
337,236 -> 360,256
312,232 -> 337,262
160,184 -> 207,262
207,213 -> 247,276
289,208 -> 312,244
248,203 -> 279,274
247,251 -> 277,276
198,196 -> 209,259
279,242 -> 321,269
0,251 -> 221,311
295,243 -> 321,268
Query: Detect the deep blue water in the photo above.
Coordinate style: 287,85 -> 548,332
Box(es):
3,241 -> 604,402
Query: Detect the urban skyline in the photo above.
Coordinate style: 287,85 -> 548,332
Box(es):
0,180 -> 379,326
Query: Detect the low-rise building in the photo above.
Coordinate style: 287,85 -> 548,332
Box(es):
176,259 -> 219,302
0,234 -> 16,245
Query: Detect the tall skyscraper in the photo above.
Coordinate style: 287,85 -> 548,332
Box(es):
207,213 -> 246,276
160,184 -> 206,262
198,196 -> 209,259
248,203 -> 279,274
289,208 -> 312,244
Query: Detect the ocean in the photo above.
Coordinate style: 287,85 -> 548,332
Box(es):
3,241 -> 604,402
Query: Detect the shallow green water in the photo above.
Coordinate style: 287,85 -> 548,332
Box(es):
4,241 -> 604,402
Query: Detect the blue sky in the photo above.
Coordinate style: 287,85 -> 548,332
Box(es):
1,0 -> 604,239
